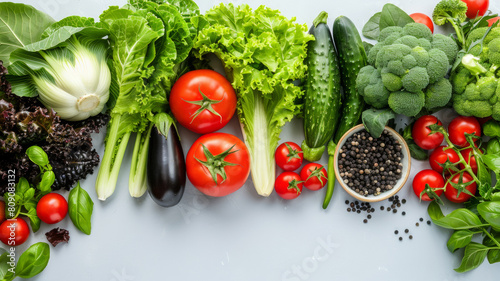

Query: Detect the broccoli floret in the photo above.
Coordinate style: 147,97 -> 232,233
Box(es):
427,49 -> 449,83
450,66 -> 474,94
402,55 -> 417,70
424,78 -> 452,111
462,54 -> 488,78
356,66 -> 390,108
467,27 -> 500,47
367,43 -> 383,65
431,34 -> 459,64
477,76 -> 498,100
395,35 -> 420,49
488,38 -> 500,66
381,72 -> 402,92
402,67 -> 429,92
418,38 -> 433,51
402,23 -> 433,41
388,91 -> 425,116
432,0 -> 467,25
411,46 -> 430,67
378,26 -> 403,42
385,61 -> 406,76
376,44 -> 412,69
453,77 -> 499,118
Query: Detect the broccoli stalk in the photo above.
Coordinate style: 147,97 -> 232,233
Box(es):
432,0 -> 468,48
462,54 -> 488,78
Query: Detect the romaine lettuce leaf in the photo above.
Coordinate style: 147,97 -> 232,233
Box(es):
194,3 -> 312,196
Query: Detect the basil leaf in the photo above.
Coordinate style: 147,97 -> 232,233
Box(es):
38,171 -> 55,193
454,242 -> 489,272
68,182 -> 94,235
477,201 -> 500,230
362,12 -> 381,40
429,202 -> 484,230
25,146 -> 49,167
379,4 -> 414,31
486,138 -> 500,155
26,208 -> 41,233
362,108 -> 395,138
447,230 -> 475,252
14,177 -> 29,203
15,242 -> 50,279
483,231 -> 500,264
0,251 -> 11,280
483,120 -> 500,138
483,153 -> 500,173
23,188 -> 35,202
407,140 -> 429,160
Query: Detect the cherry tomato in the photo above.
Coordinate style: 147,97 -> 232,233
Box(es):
275,172 -> 303,200
444,172 -> 477,203
275,142 -> 303,171
413,169 -> 445,201
170,70 -> 237,134
461,0 -> 489,19
448,116 -> 481,147
429,146 -> 460,174
300,163 -> 327,191
186,133 -> 250,197
412,115 -> 444,150
459,147 -> 482,174
36,193 -> 68,224
488,16 -> 500,26
0,201 -> 5,224
410,13 -> 434,33
0,218 -> 30,246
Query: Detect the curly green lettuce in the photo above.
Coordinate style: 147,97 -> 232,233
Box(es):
193,4 -> 313,196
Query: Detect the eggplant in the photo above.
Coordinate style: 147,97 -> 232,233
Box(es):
147,125 -> 186,207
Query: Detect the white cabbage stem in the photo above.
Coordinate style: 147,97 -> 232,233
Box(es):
35,37 -> 110,121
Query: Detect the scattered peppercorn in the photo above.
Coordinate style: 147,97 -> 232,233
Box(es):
393,209 -> 397,213
405,229 -> 409,233
347,208 -> 351,212
345,200 -> 349,204
409,235 -> 413,240
380,206 -> 385,210
399,237 -> 403,241
395,230 -> 399,235
427,220 -> 431,225
367,215 -> 372,219
363,219 -> 368,223
416,222 -> 420,227
402,199 -> 406,204
402,211 -> 406,216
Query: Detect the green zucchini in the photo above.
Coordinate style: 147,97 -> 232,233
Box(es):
323,16 -> 367,209
301,11 -> 342,162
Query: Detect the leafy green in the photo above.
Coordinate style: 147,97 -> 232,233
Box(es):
447,230 -> 476,252
193,3 -> 313,196
361,108 -> 395,138
68,182 -> 94,234
362,12 -> 381,40
14,242 -> 50,279
379,4 -> 415,31
95,0 -> 199,200
0,2 -> 55,64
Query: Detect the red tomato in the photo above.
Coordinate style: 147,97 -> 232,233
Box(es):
444,172 -> 477,203
412,169 -> 445,201
37,193 -> 68,224
429,146 -> 460,174
459,147 -> 482,174
410,13 -> 434,33
412,115 -> 444,150
186,133 -> 250,197
170,70 -> 237,134
488,16 -> 500,26
275,172 -> 303,200
448,116 -> 481,147
461,0 -> 489,19
300,163 -> 327,191
0,201 -> 5,224
275,142 -> 303,171
0,218 -> 30,246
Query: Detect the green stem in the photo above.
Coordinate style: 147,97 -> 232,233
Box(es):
313,11 -> 328,27
322,140 -> 336,209
483,229 -> 500,248
439,127 -> 480,183
129,123 -> 153,198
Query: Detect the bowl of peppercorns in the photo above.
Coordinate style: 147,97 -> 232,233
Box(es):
334,124 -> 411,202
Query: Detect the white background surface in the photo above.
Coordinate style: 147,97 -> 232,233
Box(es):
2,0 -> 500,280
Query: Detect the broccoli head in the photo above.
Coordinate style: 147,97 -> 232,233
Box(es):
432,0 -> 467,26
357,21 -> 457,117
424,78 -> 453,111
388,91 -> 425,116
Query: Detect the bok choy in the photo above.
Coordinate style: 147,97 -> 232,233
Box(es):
193,4 -> 313,196
0,3 -> 112,121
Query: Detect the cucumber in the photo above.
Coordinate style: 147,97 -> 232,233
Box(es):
301,11 -> 342,162
323,16 -> 367,209
332,16 -> 367,142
